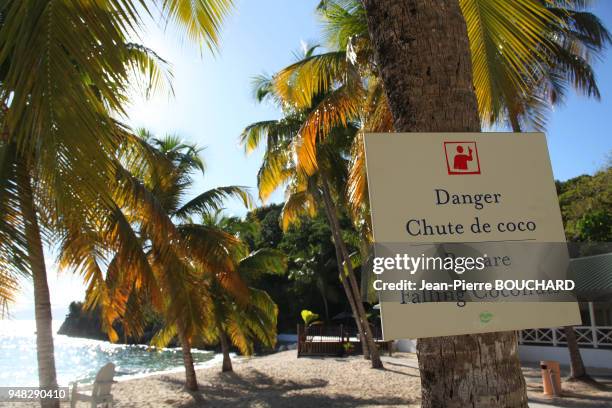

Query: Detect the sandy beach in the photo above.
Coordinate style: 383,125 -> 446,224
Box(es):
103,351 -> 421,407
6,350 -> 612,407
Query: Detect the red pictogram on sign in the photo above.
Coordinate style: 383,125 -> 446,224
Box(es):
444,141 -> 481,175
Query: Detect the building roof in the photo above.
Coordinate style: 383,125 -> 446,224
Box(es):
570,253 -> 612,297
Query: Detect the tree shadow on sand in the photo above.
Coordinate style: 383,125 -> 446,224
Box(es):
162,369 -> 414,407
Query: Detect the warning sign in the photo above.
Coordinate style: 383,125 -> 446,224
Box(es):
364,132 -> 581,339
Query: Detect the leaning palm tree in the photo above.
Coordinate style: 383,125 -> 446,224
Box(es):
104,132 -> 251,390
241,75 -> 384,368
0,1 -> 234,404
0,107 -> 181,408
55,131 -> 246,391
148,208 -> 284,374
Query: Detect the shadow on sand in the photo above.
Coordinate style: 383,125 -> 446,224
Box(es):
161,368 -> 414,407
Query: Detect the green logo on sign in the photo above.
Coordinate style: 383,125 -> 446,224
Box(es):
480,312 -> 493,323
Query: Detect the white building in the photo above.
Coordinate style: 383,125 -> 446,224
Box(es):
519,253 -> 612,369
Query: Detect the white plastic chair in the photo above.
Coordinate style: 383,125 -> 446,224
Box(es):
70,362 -> 115,408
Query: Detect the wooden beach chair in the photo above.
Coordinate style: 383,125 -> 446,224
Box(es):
70,362 -> 116,408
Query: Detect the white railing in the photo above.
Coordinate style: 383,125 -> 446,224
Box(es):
519,326 -> 612,348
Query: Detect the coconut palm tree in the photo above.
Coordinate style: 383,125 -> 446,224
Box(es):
171,211 -> 285,372
0,1 -> 234,404
241,73 -> 384,368
146,207 -> 284,374
95,132 -> 252,390
52,130 -> 246,391
360,0 -> 535,406
0,113 -> 183,407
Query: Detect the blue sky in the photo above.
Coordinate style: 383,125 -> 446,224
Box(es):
545,2 -> 612,179
9,0 -> 612,319
127,0 -> 325,216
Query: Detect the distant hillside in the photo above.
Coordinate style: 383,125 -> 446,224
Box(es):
557,166 -> 611,242
58,301 -> 167,345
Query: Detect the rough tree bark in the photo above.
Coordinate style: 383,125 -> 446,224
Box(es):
320,177 -> 383,368
362,0 -> 528,406
18,162 -> 59,408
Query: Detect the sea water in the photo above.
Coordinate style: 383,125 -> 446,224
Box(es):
0,320 -> 216,387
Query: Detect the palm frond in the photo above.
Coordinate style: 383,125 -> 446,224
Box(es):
257,145 -> 295,202
281,189 -> 317,231
0,143 -> 30,299
242,288 -> 278,349
293,80 -> 364,176
179,223 -> 242,272
238,248 -> 287,280
175,186 -> 253,218
240,119 -> 299,154
347,132 -> 368,220
151,323 -> 178,349
225,315 -> 252,355
460,0 -> 560,125
317,0 -> 368,49
126,42 -> 174,98
251,73 -> 278,104
155,0 -> 234,52
274,51 -> 349,110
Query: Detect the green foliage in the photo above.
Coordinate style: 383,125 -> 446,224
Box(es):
235,203 -> 361,332
576,211 -> 611,242
558,167 -> 612,241
301,309 -> 320,326
342,341 -> 355,353
258,205 -> 285,248
238,249 -> 288,283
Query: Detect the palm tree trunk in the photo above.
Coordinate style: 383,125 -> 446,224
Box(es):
362,0 -> 528,406
178,328 -> 199,391
320,178 -> 383,369
319,286 -> 330,322
564,326 -> 589,380
18,162 -> 59,408
333,235 -> 370,359
510,115 -> 522,133
219,329 -> 233,372
316,187 -> 370,359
